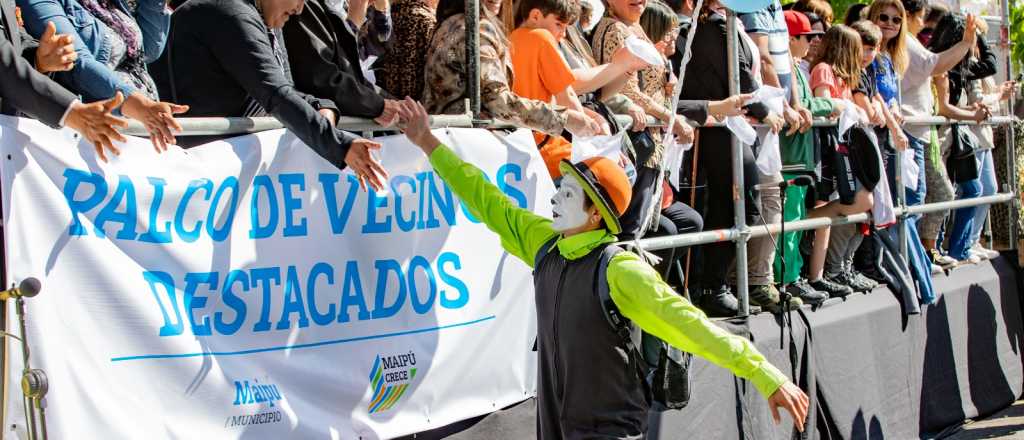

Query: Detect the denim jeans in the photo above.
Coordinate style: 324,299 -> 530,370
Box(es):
948,177 -> 982,260
968,149 -> 998,247
886,134 -> 936,304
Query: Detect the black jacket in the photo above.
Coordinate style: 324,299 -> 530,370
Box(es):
0,0 -> 75,127
282,0 -> 385,119
165,0 -> 357,168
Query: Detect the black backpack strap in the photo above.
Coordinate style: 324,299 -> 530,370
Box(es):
594,245 -> 640,351
533,236 -> 561,271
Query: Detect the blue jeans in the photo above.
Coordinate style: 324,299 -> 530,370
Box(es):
969,149 -> 998,246
948,177 -> 982,260
887,134 -> 935,304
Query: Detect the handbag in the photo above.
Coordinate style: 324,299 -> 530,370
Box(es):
946,124 -> 979,183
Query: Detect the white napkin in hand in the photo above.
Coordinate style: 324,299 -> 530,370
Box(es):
571,132 -> 626,163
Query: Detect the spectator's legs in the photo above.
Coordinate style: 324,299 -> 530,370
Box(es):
773,177 -> 807,284
968,149 -> 997,248
947,177 -> 982,261
903,135 -> 937,303
661,201 -> 703,288
825,223 -> 856,278
918,130 -> 955,254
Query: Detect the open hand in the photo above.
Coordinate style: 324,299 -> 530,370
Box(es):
709,93 -> 752,119
35,21 -> 76,73
397,97 -> 440,155
768,382 -> 809,432
345,138 -> 387,191
64,92 -> 129,162
375,99 -> 402,127
121,93 -> 188,152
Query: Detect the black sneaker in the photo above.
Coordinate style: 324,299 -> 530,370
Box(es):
787,279 -> 828,305
809,278 -> 854,298
858,267 -> 888,284
830,270 -> 873,293
849,270 -> 879,290
696,286 -> 739,317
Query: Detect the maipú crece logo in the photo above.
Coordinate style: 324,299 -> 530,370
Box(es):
367,352 -> 418,414
224,378 -> 284,428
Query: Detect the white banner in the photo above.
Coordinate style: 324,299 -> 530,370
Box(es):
0,117 -> 551,439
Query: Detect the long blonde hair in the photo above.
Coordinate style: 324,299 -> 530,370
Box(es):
866,0 -> 909,74
811,25 -> 863,91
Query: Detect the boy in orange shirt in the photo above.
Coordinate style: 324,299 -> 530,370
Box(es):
510,0 -> 601,177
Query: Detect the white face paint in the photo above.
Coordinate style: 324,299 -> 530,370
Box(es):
551,177 -> 592,232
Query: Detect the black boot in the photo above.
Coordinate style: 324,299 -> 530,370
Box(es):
697,286 -> 739,317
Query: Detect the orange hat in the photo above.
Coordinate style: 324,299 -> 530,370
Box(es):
558,157 -> 632,235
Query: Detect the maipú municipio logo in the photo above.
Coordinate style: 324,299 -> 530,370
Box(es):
367,352 -> 418,414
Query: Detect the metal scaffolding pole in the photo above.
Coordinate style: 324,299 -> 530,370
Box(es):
726,11 -> 750,316
1001,0 -> 1018,245
465,0 -> 482,117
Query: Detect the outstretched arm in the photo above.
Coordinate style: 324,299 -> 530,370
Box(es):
398,99 -> 558,264
605,252 -> 809,430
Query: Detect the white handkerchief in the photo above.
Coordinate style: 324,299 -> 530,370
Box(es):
901,147 -> 919,190
725,116 -> 757,145
755,128 -> 782,176
571,132 -> 626,163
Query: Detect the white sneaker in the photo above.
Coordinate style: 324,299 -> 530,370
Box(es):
931,263 -> 944,274
960,253 -> 982,265
971,243 -> 1000,259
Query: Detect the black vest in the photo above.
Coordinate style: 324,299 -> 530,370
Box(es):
533,243 -> 650,440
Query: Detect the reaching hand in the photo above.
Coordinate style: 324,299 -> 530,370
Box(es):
795,105 -> 813,133
893,129 -> 909,151
375,99 -> 402,127
64,92 -> 129,162
396,97 -> 440,155
768,382 -> 809,432
762,112 -> 785,134
35,21 -> 76,73
611,45 -> 649,72
583,107 -> 610,135
319,108 -> 337,126
999,81 -> 1017,102
782,105 -> 802,136
671,118 -> 694,144
565,109 -> 602,137
345,138 -> 387,191
708,93 -> 752,119
963,14 -> 978,47
627,105 -> 648,131
120,93 -> 189,152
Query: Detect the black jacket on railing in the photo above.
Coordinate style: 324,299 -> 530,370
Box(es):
282,0 -> 386,119
164,0 -> 357,168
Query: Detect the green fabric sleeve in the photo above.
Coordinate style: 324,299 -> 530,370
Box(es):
428,144 -> 559,266
806,97 -> 834,118
606,252 -> 789,398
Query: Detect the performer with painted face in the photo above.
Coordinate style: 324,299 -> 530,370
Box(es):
396,98 -> 809,439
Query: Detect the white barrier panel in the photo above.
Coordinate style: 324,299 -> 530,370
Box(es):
0,116 -> 550,439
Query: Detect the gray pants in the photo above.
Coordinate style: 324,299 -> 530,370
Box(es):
919,130 -> 955,241
731,185 -> 782,286
825,223 -> 864,277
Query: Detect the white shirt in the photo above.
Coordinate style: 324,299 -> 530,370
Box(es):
899,35 -> 939,141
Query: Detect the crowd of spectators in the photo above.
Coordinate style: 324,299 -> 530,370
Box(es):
0,0 -> 1015,316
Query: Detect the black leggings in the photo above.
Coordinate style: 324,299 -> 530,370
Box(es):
696,129 -> 760,289
650,202 -> 704,284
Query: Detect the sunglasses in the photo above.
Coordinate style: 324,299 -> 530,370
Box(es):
877,13 -> 903,25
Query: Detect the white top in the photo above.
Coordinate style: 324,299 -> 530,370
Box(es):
899,35 -> 939,141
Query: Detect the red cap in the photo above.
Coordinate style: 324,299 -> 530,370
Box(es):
784,10 -> 822,37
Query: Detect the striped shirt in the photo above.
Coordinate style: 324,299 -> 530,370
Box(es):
739,0 -> 794,97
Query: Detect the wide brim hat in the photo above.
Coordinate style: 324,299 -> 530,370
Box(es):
558,158 -> 632,235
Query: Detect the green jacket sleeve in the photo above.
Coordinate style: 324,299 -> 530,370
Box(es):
806,96 -> 834,118
429,144 -> 559,266
605,252 -> 788,398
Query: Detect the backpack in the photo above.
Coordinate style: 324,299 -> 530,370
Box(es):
534,238 -> 693,410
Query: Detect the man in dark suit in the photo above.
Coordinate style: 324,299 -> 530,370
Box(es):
282,0 -> 400,123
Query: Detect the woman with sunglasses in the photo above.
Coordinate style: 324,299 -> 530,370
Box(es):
876,0 -> 978,271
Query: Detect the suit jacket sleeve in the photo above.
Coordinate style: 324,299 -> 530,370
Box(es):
201,9 -> 358,170
0,35 -> 75,127
282,3 -> 385,119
